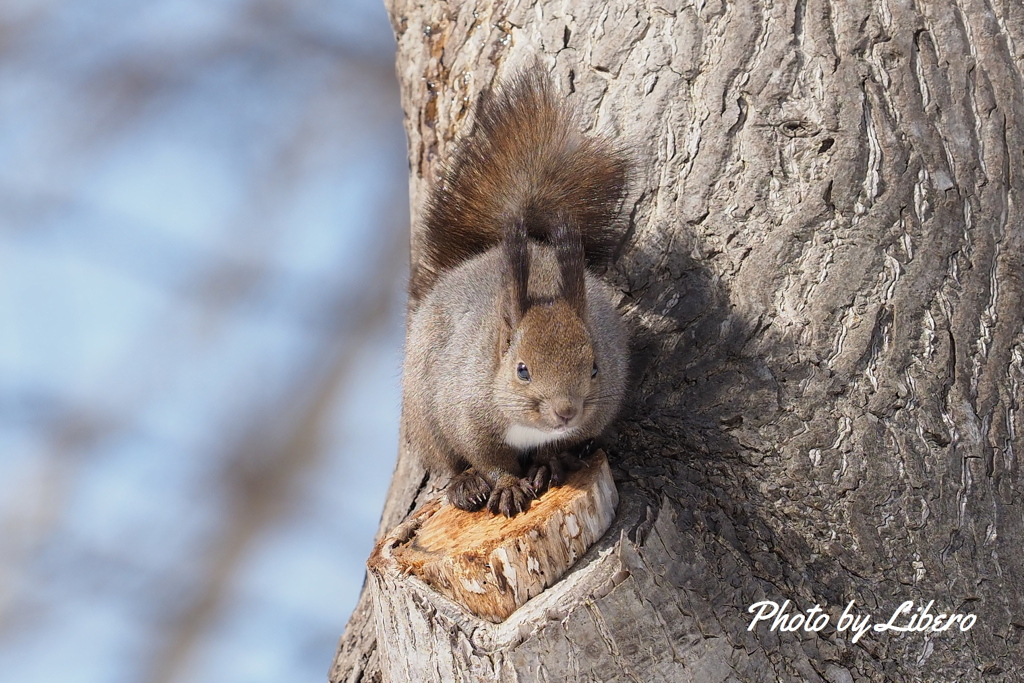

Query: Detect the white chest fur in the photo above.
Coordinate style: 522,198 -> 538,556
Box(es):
504,424 -> 572,449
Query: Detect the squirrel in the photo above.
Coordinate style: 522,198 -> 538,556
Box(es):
401,69 -> 629,517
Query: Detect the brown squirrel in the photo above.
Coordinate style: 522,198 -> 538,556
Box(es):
402,69 -> 629,517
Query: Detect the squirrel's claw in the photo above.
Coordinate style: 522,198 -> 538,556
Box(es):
448,469 -> 493,512
486,476 -> 535,517
525,463 -> 551,494
528,451 -> 584,492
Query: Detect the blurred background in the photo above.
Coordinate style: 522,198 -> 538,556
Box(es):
0,1 -> 407,682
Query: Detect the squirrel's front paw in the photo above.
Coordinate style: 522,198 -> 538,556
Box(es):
447,469 -> 492,511
486,474 -> 536,517
526,451 -> 585,494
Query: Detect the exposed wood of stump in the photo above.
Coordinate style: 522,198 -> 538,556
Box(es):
365,453 -> 619,681
371,452 -> 617,624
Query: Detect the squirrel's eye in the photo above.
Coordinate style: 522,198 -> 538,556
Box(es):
591,362 -> 599,378
516,362 -> 531,382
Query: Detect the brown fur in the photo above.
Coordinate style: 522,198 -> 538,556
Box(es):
410,69 -> 628,303
402,69 -> 630,517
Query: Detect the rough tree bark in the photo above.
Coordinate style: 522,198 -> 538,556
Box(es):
332,0 -> 1024,680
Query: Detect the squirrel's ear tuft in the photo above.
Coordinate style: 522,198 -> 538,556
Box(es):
553,214 -> 586,316
503,217 -> 530,321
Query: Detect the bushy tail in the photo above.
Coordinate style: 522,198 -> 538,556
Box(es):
412,69 -> 628,300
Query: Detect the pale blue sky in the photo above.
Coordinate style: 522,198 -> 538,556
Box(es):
0,1 -> 407,681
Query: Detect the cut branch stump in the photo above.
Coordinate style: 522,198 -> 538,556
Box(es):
365,451 -> 619,679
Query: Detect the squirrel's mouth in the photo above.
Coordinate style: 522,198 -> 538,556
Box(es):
549,417 -> 583,434
549,424 -> 577,434
542,422 -> 582,441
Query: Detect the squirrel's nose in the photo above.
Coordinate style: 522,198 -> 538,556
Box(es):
550,400 -> 578,426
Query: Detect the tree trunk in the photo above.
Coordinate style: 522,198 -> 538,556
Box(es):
332,0 -> 1024,680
